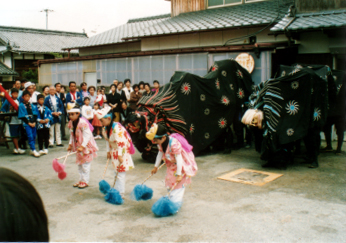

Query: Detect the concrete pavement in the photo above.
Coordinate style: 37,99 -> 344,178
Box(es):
0,139 -> 345,242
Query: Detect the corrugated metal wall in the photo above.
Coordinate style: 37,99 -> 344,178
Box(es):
41,51 -> 271,86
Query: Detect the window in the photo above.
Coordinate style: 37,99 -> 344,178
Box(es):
208,0 -> 241,7
208,0 -> 268,8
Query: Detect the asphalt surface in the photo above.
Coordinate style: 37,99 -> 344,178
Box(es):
0,138 -> 345,242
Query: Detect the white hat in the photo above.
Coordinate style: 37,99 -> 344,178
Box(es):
95,106 -> 111,120
67,102 -> 81,113
24,82 -> 34,89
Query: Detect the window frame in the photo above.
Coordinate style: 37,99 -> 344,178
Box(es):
207,0 -> 270,9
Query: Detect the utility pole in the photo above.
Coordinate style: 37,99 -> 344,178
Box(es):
40,9 -> 54,29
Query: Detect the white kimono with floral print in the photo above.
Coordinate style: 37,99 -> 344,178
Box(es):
102,122 -> 134,172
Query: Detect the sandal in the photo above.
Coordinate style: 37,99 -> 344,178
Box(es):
78,182 -> 88,189
73,182 -> 80,187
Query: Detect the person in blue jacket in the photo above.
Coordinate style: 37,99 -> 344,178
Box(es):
44,86 -> 64,147
0,88 -> 25,154
36,94 -> 53,155
18,90 -> 40,157
66,81 -> 83,106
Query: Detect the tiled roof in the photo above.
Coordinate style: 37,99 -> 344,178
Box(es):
0,26 -> 88,54
271,9 -> 346,31
65,14 -> 171,49
0,62 -> 18,76
123,1 -> 291,39
66,1 -> 292,49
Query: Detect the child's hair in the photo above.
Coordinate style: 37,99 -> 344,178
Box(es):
37,94 -> 45,101
93,103 -> 100,109
10,88 -> 18,94
84,96 -> 90,101
22,90 -> 31,97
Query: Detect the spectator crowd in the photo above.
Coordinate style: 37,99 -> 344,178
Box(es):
0,78 -> 160,157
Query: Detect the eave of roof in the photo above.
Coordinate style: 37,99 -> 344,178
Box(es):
0,62 -> 18,76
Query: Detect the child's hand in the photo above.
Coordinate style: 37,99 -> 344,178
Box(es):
45,119 -> 49,123
176,175 -> 183,183
40,120 -> 45,124
107,152 -> 111,159
151,167 -> 158,175
77,146 -> 84,153
67,145 -> 73,152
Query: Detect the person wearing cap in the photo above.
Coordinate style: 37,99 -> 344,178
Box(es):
30,83 -> 41,105
44,86 -> 64,147
148,123 -> 198,214
19,81 -> 35,103
96,106 -> 135,199
36,94 -> 53,155
67,103 -> 98,189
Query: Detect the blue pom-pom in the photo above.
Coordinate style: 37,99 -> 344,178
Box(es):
130,184 -> 154,201
151,196 -> 180,217
99,180 -> 111,194
105,188 -> 124,205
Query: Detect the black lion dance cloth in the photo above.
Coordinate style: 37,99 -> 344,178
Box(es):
244,64 -> 331,169
126,59 -> 254,161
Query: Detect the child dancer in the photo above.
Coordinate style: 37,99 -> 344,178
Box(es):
96,106 -> 135,199
67,103 -> 99,189
36,94 -> 53,155
148,123 -> 198,212
92,103 -> 102,139
18,90 -> 40,157
0,88 -> 25,154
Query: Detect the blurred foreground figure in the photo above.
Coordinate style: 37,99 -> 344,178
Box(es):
0,167 -> 49,242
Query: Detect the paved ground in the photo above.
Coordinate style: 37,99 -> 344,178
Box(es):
0,138 -> 345,242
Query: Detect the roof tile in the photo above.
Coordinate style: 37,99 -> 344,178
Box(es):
66,0 -> 291,49
271,9 -> 346,31
0,62 -> 18,76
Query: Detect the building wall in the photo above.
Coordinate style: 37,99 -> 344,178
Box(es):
78,42 -> 141,57
39,51 -> 270,86
171,0 -> 206,17
141,28 -> 287,51
296,0 -> 346,13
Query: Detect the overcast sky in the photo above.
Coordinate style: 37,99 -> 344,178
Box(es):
0,0 -> 171,36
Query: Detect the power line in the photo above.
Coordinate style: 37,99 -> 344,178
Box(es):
40,9 -> 54,29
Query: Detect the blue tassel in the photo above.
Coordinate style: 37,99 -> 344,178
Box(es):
99,180 -> 111,194
130,184 -> 154,201
105,188 -> 124,205
151,196 -> 180,217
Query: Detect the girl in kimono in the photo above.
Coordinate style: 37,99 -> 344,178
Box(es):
96,106 -> 135,199
147,123 -> 198,212
67,103 -> 99,189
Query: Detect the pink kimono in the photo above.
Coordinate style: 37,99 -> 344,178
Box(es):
68,118 -> 98,164
158,137 -> 198,189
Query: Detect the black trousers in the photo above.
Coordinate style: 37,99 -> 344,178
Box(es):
60,113 -> 66,138
37,128 -> 50,150
303,128 -> 321,165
